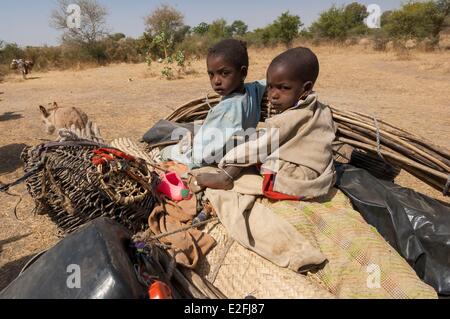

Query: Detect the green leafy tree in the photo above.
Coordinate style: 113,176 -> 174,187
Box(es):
310,3 -> 368,40
244,27 -> 275,47
271,11 -> 303,47
208,19 -> 232,40
310,6 -> 348,40
144,4 -> 188,59
344,2 -> 368,28
230,20 -> 248,36
344,2 -> 369,36
380,10 -> 393,27
382,1 -> 444,40
153,32 -> 172,59
192,22 -> 210,35
0,43 -> 25,65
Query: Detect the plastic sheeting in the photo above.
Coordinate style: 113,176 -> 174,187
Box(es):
335,164 -> 450,296
0,218 -> 146,299
142,119 -> 195,146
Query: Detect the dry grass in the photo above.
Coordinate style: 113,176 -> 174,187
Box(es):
0,44 -> 449,291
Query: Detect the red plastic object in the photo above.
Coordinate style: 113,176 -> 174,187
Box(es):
157,171 -> 191,201
91,148 -> 136,166
148,280 -> 173,299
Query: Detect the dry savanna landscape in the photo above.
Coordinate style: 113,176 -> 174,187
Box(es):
1,44 -> 450,290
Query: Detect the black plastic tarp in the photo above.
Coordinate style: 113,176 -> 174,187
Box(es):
335,164 -> 450,295
0,218 -> 146,299
142,119 -> 195,146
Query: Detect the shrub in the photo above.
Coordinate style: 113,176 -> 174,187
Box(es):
382,1 -> 445,40
310,2 -> 369,41
144,4 -> 189,59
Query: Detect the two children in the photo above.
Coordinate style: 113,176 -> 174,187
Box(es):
160,38 -> 335,200
196,47 -> 336,199
161,39 -> 266,169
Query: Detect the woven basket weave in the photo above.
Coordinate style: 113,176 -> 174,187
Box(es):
267,189 -> 437,299
196,221 -> 335,299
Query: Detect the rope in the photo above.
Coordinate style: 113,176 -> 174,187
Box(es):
0,164 -> 44,192
149,217 -> 219,241
12,193 -> 23,220
205,93 -> 214,110
373,115 -> 388,163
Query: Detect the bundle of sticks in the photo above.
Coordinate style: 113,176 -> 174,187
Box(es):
165,93 -> 449,196
331,107 -> 450,196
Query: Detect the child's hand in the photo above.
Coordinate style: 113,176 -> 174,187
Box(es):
195,172 -> 234,190
187,174 -> 205,193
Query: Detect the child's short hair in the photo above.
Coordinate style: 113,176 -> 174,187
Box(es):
208,39 -> 249,70
269,47 -> 319,85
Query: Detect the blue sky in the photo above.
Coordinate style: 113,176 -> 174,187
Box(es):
0,0 -> 407,47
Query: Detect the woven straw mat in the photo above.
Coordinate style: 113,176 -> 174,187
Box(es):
263,188 -> 437,299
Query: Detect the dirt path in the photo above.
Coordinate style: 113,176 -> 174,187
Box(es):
0,45 -> 449,290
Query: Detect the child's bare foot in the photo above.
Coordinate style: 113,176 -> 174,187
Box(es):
196,172 -> 234,190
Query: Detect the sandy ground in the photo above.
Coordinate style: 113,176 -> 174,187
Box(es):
0,44 -> 449,291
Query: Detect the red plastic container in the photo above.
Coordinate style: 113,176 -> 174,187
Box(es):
156,171 -> 191,201
148,280 -> 173,299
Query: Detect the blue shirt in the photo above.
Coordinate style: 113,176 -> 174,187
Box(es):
162,80 -> 266,168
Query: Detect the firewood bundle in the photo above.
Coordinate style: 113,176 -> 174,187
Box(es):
331,108 -> 450,195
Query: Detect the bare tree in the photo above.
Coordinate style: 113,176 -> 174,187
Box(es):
144,4 -> 184,37
50,0 -> 109,45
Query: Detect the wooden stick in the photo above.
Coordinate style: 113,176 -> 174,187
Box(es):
149,217 -> 219,241
337,122 -> 443,171
180,268 -> 226,299
337,137 -> 448,180
332,109 -> 450,159
334,114 -> 450,172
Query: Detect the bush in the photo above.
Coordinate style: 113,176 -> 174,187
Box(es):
0,64 -> 9,81
371,29 -> 391,51
244,27 -> 277,47
271,11 -> 303,47
207,19 -> 233,41
176,34 -> 212,58
310,2 -> 368,41
382,1 -> 445,40
192,22 -> 210,36
143,4 -> 189,60
0,43 -> 25,65
23,46 -> 63,70
244,12 -> 303,48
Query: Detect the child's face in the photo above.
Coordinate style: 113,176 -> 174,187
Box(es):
267,63 -> 311,113
207,54 -> 246,96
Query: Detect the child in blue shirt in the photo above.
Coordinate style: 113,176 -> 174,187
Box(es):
161,39 -> 266,169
